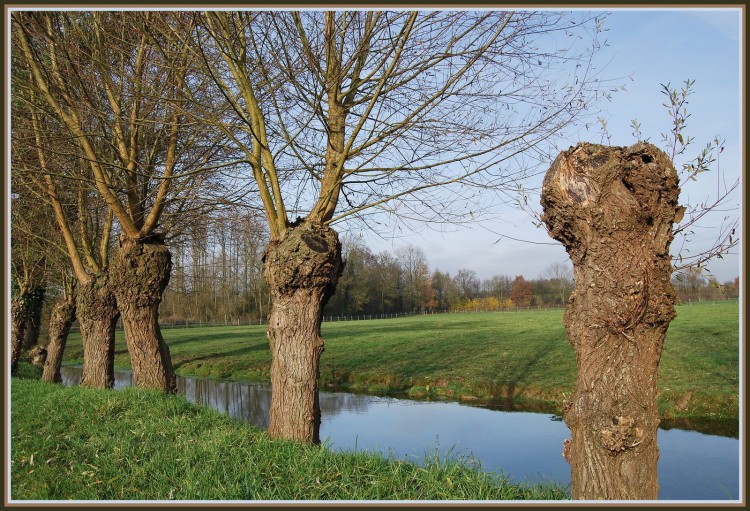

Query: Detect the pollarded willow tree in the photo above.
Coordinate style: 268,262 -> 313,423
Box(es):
41,272 -> 77,384
176,9 -> 611,442
12,11 -> 229,391
11,75 -> 120,387
9,148 -> 78,384
9,177 -> 49,376
542,142 -> 681,500
537,81 -> 740,500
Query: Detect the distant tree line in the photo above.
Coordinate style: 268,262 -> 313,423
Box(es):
33,214 -> 737,331
324,240 -> 578,317
154,220 -> 579,323
128,218 -> 742,325
672,269 -> 739,303
159,209 -> 270,325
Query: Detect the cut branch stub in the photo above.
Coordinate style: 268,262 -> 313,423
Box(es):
541,142 -> 682,336
540,142 -> 681,500
542,142 -> 682,263
110,235 -> 172,311
77,274 -> 119,324
263,222 -> 343,303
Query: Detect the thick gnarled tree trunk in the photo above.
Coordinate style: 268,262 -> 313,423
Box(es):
110,235 -> 176,393
22,286 -> 46,351
541,142 -> 681,500
10,297 -> 30,375
42,296 -> 77,383
263,222 -> 343,443
77,274 -> 119,388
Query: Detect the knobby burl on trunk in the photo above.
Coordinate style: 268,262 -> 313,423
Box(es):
263,221 -> 343,443
540,142 -> 683,500
110,235 -> 176,393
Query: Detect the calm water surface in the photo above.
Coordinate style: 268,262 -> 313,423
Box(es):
60,366 -> 739,501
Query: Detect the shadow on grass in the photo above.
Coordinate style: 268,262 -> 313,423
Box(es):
500,336 -> 559,409
171,346 -> 265,371
164,331 -> 267,349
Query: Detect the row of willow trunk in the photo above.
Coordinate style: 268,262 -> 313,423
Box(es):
30,224 -> 342,418
33,237 -> 177,391
241,141 -> 683,501
23,143 -> 681,500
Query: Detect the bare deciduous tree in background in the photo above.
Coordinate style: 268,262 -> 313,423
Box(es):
9,177 -> 49,375
396,244 -> 431,312
161,209 -> 270,325
542,262 -> 574,305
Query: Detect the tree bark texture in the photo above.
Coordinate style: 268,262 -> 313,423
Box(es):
541,142 -> 682,500
10,296 -> 30,375
22,286 -> 45,350
42,296 -> 77,383
263,222 -> 343,443
110,236 -> 176,393
77,274 -> 119,389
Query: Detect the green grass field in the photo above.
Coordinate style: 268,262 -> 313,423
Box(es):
10,377 -> 568,500
61,300 -> 740,420
11,300 -> 739,500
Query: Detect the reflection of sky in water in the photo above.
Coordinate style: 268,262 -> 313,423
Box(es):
657,429 -> 740,501
320,396 -> 570,487
60,367 -> 739,501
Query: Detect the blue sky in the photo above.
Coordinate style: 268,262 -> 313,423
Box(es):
6,7 -> 742,284
364,7 -> 743,284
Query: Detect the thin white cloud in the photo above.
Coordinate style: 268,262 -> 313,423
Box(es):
684,9 -> 742,41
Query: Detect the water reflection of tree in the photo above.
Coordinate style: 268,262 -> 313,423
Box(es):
58,367 -> 737,439
178,378 -> 272,430
177,379 -> 376,428
319,393 -> 373,415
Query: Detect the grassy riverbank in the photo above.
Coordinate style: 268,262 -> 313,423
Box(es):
61,300 -> 740,420
10,377 -> 567,501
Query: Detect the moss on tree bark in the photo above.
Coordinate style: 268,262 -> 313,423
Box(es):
10,296 -> 30,375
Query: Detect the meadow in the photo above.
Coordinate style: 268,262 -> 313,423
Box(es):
61,300 -> 740,420
11,300 -> 739,500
